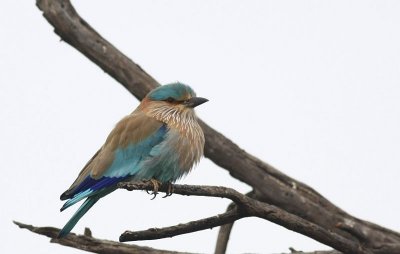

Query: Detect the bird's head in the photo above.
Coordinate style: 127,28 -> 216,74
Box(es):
140,82 -> 208,124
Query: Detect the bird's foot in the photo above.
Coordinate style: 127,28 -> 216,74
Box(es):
146,179 -> 162,200
162,181 -> 174,198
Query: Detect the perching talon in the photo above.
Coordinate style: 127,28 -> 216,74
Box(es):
147,179 -> 162,200
162,182 -> 174,198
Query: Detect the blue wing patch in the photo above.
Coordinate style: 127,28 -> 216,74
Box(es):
61,124 -> 168,211
60,176 -> 128,211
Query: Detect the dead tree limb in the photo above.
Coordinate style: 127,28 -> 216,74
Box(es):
214,222 -> 234,254
14,221 -> 188,254
14,221 -> 341,254
14,182 -> 365,254
30,0 -> 400,253
117,182 -> 366,254
214,191 -> 256,254
119,207 -> 241,242
214,203 -> 236,254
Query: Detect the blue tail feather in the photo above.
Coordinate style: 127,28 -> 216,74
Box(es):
58,196 -> 99,238
60,189 -> 93,212
58,187 -> 116,237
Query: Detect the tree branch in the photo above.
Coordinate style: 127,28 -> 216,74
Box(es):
214,191 -> 257,254
34,0 -> 400,253
36,0 -> 159,100
14,221 -> 188,254
14,221 -> 342,254
117,182 -> 368,254
120,208 -> 242,242
214,203 -> 236,254
214,222 -> 234,254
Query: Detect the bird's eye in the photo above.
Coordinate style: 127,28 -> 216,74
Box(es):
165,97 -> 175,103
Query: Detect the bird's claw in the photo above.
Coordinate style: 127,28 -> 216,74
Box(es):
162,182 -> 174,198
147,179 -> 162,200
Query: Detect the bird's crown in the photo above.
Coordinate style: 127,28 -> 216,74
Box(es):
147,82 -> 196,102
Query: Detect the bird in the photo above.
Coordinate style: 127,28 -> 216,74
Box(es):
58,82 -> 208,237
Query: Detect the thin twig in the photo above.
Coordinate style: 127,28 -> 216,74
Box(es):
120,208 -> 243,242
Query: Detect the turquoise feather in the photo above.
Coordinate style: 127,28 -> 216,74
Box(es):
59,125 -> 167,213
103,124 -> 167,178
58,197 -> 99,238
147,82 -> 196,101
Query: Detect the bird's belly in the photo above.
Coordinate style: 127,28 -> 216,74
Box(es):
134,130 -> 202,183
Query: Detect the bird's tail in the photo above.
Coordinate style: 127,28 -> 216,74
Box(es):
58,196 -> 99,238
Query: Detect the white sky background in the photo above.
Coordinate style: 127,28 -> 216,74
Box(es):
1,1 -> 400,253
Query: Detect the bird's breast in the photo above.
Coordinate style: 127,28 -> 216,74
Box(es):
142,105 -> 205,179
167,120 -> 205,173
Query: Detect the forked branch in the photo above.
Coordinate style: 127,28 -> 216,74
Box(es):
14,221 -> 341,254
117,182 -> 366,254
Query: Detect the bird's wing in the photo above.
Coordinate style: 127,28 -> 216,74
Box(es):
60,112 -> 166,210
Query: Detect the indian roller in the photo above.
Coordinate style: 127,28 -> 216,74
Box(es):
58,82 -> 208,237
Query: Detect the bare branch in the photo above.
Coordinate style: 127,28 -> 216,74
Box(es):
214,222 -> 234,254
214,191 -> 257,254
118,182 -> 368,254
14,221 -> 189,254
118,182 -> 246,243
120,208 -> 242,242
36,0 -> 159,100
14,221 -> 343,254
214,203 -> 236,254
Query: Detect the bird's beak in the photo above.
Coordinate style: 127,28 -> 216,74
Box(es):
185,97 -> 209,108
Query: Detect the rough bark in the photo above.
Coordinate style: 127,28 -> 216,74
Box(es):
117,182 -> 365,254
15,221 -> 341,254
23,0 -> 400,253
15,183 -> 365,253
14,221 -> 188,254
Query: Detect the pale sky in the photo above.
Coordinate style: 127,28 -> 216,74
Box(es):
1,1 -> 400,253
